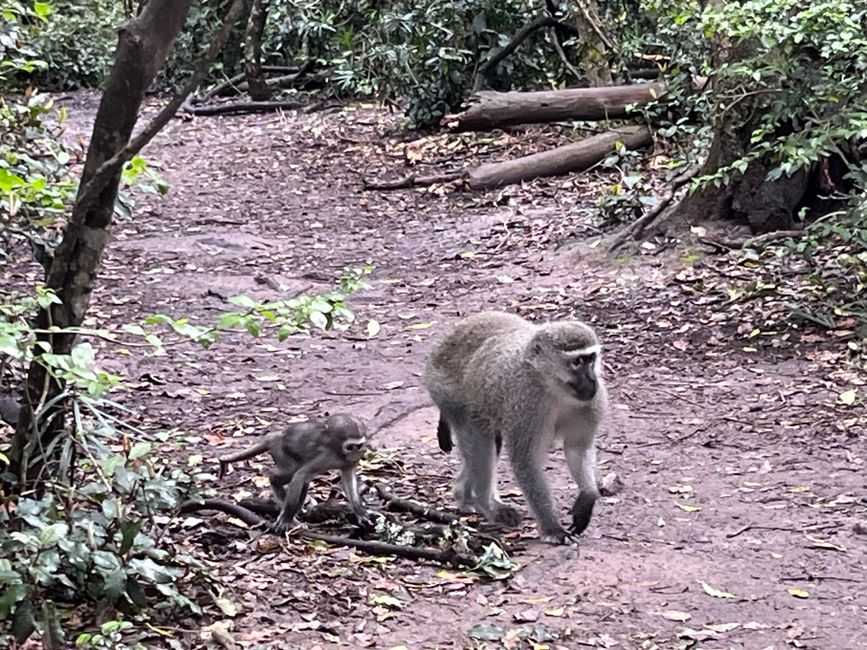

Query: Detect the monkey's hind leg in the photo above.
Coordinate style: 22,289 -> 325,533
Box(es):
455,422 -> 521,528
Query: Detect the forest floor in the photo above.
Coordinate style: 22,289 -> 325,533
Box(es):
11,93 -> 867,649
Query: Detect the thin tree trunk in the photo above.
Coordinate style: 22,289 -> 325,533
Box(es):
9,1 -> 193,487
243,0 -> 271,101
574,0 -> 613,86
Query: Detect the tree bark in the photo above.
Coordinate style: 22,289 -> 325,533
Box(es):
365,126 -> 651,191
467,125 -> 651,189
9,1 -> 194,486
573,0 -> 613,86
650,36 -> 816,237
243,0 -> 271,101
8,0 -> 248,487
444,82 -> 667,131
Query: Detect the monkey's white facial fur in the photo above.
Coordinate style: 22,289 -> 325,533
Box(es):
530,323 -> 602,403
561,345 -> 601,402
342,437 -> 367,462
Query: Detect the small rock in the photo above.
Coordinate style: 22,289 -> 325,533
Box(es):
513,608 -> 539,623
598,472 -> 623,497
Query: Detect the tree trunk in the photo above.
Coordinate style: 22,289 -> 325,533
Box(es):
468,125 -> 651,189
364,126 -> 652,191
651,38 -> 817,237
445,82 -> 668,131
9,0 -> 194,486
573,0 -> 613,86
243,0 -> 271,102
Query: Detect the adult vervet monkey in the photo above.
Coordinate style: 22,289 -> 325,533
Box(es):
425,311 -> 607,544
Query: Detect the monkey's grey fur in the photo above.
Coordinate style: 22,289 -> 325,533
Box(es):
425,311 -> 607,545
218,413 -> 373,534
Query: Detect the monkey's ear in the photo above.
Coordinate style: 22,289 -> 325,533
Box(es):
530,330 -> 551,356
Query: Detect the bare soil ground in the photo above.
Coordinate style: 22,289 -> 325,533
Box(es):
14,94 -> 867,649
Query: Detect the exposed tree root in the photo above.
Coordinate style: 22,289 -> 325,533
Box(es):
608,164 -> 700,252
698,229 -> 803,250
178,496 -> 481,568
375,484 -> 459,524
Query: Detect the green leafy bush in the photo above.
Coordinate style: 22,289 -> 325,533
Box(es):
0,289 -> 206,646
0,266 -> 369,643
267,0 -> 559,126
699,0 -> 867,191
29,0 -> 126,89
159,0 -> 571,126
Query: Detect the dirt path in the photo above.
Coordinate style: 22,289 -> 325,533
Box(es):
52,95 -> 867,649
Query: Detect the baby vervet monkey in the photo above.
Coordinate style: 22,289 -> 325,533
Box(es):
219,413 -> 373,534
425,311 -> 608,545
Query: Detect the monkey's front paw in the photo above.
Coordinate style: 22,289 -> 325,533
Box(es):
270,515 -> 300,535
492,504 -> 522,528
540,526 -> 579,546
569,492 -> 597,536
354,509 -> 378,528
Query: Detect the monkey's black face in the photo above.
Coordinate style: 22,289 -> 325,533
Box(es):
567,354 -> 597,401
341,437 -> 367,462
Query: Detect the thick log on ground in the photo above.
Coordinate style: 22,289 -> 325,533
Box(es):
467,125 -> 652,190
446,82 -> 666,131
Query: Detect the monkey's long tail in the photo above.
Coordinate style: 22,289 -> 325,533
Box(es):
437,414 -> 453,452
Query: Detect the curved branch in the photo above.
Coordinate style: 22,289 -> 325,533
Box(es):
608,164 -> 701,251
473,15 -> 560,91
180,498 -> 266,527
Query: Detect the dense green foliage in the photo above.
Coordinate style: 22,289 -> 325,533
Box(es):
31,0 -> 126,89
701,1 -> 866,190
11,0 -> 589,125
0,268 -> 368,644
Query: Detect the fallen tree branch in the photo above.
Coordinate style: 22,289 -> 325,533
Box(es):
181,98 -> 305,116
200,65 -> 306,101
446,77 -> 707,132
365,126 -> 652,191
363,171 -> 463,190
375,484 -> 459,524
178,497 -> 480,567
297,530 -> 479,568
467,125 -> 652,189
608,164 -> 700,252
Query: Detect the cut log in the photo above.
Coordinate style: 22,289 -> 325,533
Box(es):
467,125 -> 651,189
446,82 -> 665,131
